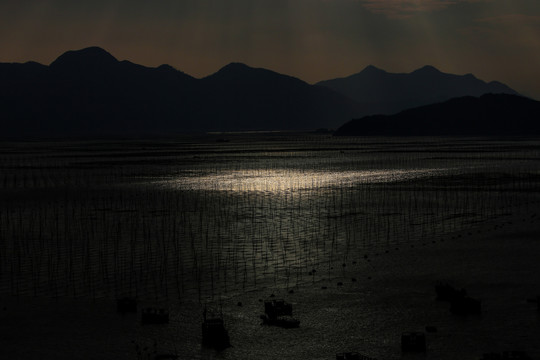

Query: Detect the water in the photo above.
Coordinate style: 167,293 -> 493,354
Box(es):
1,135 -> 540,359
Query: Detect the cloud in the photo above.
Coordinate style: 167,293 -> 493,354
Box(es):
359,0 -> 484,18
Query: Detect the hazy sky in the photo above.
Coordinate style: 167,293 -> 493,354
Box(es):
1,0 -> 540,98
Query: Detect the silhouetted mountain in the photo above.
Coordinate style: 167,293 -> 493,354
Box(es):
334,94 -> 540,136
50,47 -> 119,72
317,66 -> 519,116
198,63 -> 360,131
0,47 -> 361,138
1,47 -> 199,137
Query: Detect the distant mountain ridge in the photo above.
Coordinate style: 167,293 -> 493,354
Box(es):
0,47 -> 522,138
0,47 -> 361,137
334,94 -> 540,136
317,65 -> 518,116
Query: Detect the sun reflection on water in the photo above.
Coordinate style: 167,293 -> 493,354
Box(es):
164,168 -> 449,192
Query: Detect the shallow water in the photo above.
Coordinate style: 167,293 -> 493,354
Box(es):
1,135 -> 540,359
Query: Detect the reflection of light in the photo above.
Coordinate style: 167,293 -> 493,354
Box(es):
161,168 -> 448,193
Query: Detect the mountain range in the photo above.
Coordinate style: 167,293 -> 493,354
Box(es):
316,65 -> 518,116
0,47 -> 360,137
0,47 -> 521,137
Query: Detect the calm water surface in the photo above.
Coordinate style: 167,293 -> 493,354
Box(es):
1,135 -> 540,359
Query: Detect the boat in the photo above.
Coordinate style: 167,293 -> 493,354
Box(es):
141,307 -> 169,324
450,296 -> 481,315
264,299 -> 293,317
154,354 -> 178,360
116,297 -> 137,314
401,332 -> 426,352
260,314 -> 300,328
480,351 -> 531,359
435,281 -> 467,301
336,351 -> 377,360
202,308 -> 231,351
525,295 -> 540,311
261,299 -> 300,328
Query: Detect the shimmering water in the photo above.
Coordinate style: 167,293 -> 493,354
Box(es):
1,135 -> 540,359
163,168 -> 455,192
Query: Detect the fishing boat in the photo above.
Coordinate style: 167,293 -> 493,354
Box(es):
261,314 -> 300,328
336,351 -> 377,360
261,299 -> 300,328
202,307 -> 231,351
450,296 -> 481,315
141,307 -> 169,324
116,297 -> 137,314
479,351 -> 531,359
435,281 -> 467,301
154,354 -> 178,360
401,332 -> 426,353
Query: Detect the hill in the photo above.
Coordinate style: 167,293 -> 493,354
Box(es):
333,94 -> 540,136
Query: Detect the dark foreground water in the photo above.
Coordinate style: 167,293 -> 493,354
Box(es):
1,134 -> 540,359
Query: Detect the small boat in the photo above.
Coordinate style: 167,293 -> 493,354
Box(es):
336,351 -> 377,360
450,296 -> 481,315
264,299 -> 293,317
435,281 -> 467,301
154,354 -> 178,360
525,295 -> 540,310
479,351 -> 531,359
202,308 -> 231,351
117,297 -> 137,314
141,308 -> 169,325
261,299 -> 300,328
260,314 -> 300,328
401,332 -> 426,353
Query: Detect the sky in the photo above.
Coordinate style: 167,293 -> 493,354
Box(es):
1,0 -> 540,98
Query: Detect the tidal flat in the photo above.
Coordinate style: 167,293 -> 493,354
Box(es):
1,134 -> 540,359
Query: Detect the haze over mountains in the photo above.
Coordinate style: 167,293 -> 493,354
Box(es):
317,65 -> 519,116
0,47 -> 522,138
